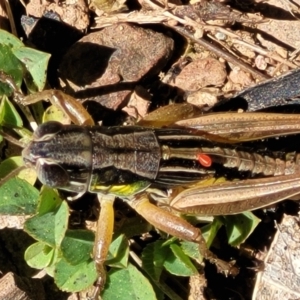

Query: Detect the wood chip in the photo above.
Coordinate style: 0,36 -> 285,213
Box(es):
253,214 -> 300,299
0,272 -> 45,300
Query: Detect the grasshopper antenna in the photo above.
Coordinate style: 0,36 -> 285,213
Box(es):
0,129 -> 27,186
0,165 -> 27,186
0,130 -> 27,148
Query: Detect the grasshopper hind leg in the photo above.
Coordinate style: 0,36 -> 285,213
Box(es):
129,193 -> 239,277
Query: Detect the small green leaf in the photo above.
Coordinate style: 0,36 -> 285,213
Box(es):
25,241 -> 54,269
43,105 -> 71,124
164,243 -> 198,277
142,240 -> 168,281
37,186 -> 63,215
13,47 -> 50,92
0,177 -> 39,214
45,248 -> 61,277
45,264 -> 56,278
161,236 -> 177,247
0,156 -> 23,178
0,44 -> 23,96
0,95 -> 23,127
0,30 -> 50,93
61,229 -> 94,265
24,201 -> 69,247
106,234 -> 129,268
180,218 -> 223,261
54,257 -> 97,292
202,217 -> 223,248
30,101 -> 45,125
102,263 -> 156,300
223,212 -> 261,247
180,241 -> 201,261
0,29 -> 24,48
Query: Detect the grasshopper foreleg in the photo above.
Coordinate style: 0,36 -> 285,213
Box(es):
22,90 -> 94,126
90,194 -> 115,299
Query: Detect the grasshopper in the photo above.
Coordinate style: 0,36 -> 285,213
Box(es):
3,79 -> 300,298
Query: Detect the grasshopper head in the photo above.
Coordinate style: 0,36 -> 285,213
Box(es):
22,121 -> 93,196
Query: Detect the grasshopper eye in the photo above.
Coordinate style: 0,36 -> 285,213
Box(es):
36,158 -> 69,187
33,121 -> 64,140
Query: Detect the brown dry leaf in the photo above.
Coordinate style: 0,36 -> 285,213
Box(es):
173,1 -> 259,26
172,57 -> 226,91
122,86 -> 151,119
231,31 -> 256,59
